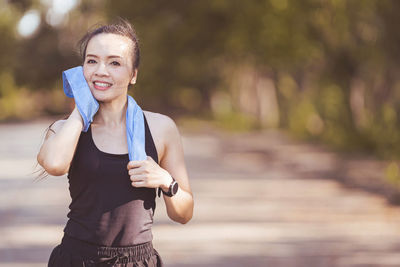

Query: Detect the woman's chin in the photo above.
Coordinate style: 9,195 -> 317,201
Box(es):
90,88 -> 128,104
92,93 -> 109,103
93,94 -> 126,104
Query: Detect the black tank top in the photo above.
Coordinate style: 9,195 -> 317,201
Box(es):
64,115 -> 158,246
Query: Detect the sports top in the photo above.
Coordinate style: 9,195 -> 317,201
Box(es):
64,115 -> 158,246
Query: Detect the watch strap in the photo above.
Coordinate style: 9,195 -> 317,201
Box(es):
158,177 -> 177,197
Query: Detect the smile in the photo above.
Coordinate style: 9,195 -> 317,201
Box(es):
93,81 -> 112,90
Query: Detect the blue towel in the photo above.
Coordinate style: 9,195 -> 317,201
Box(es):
62,66 -> 147,161
62,66 -> 99,132
126,95 -> 146,161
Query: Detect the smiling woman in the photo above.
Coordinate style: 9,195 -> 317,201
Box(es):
37,18 -> 194,267
83,33 -> 137,102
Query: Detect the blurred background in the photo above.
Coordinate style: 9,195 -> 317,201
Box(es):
2,0 -> 400,266
2,0 -> 400,160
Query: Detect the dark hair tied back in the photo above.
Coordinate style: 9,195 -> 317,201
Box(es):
78,18 -> 140,70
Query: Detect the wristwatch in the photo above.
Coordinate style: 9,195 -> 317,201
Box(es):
158,177 -> 179,197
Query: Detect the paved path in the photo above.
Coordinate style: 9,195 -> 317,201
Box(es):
0,120 -> 400,267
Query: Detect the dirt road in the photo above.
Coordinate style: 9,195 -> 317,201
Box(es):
0,120 -> 399,267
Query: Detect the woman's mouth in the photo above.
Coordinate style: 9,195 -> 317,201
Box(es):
93,81 -> 112,90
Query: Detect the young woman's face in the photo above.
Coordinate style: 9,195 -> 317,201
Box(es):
83,33 -> 137,103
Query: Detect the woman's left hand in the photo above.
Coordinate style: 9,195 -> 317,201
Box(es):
127,156 -> 173,190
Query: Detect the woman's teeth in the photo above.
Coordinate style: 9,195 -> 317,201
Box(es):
94,82 -> 111,87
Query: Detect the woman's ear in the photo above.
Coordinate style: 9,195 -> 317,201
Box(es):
130,69 -> 138,85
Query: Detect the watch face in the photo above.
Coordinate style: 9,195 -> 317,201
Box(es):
172,181 -> 179,195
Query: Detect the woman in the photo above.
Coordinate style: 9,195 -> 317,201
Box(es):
37,19 -> 194,266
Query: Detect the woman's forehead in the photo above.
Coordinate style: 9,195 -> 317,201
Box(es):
86,33 -> 133,57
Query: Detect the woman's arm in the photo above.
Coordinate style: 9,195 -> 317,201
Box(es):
157,116 -> 193,224
127,114 -> 194,224
37,106 -> 83,176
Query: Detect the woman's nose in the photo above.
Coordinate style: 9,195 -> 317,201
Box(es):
94,62 -> 109,76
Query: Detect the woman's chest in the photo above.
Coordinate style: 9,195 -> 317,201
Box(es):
91,126 -> 129,155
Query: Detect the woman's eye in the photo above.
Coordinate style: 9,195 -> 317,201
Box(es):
86,59 -> 96,64
111,61 -> 121,66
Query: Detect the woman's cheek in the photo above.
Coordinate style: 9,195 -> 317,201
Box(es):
82,67 -> 91,81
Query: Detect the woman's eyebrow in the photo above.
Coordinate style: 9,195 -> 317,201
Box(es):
86,54 -> 122,59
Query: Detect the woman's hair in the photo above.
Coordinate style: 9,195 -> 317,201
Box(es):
77,18 -> 140,70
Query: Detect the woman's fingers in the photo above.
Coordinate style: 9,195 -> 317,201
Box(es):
130,173 -> 160,188
130,174 -> 145,181
127,156 -> 154,170
127,159 -> 146,170
128,156 -> 166,188
131,180 -> 146,187
128,165 -> 147,176
130,174 -> 146,187
127,157 -> 157,176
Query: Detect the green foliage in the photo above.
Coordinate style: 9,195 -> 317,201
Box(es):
213,111 -> 258,132
0,4 -> 18,72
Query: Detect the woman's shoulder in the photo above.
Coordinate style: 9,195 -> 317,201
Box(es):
143,110 -> 176,131
142,111 -> 181,155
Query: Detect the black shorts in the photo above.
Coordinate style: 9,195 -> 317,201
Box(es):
48,234 -> 163,267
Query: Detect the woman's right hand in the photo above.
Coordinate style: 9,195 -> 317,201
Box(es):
37,104 -> 84,176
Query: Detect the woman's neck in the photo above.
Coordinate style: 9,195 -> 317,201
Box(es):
93,96 -> 127,127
